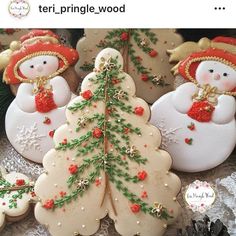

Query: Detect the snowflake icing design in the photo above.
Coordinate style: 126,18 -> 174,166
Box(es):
156,118 -> 181,149
15,123 -> 46,153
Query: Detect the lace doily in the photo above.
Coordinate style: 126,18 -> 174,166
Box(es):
0,130 -> 236,236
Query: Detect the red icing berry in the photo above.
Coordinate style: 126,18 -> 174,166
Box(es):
35,89 -> 57,113
149,49 -> 158,57
187,101 -> 215,122
62,138 -> 67,145
16,179 -> 25,186
43,117 -> 51,125
43,199 -> 54,209
120,32 -> 129,41
112,79 -> 120,84
185,138 -> 193,145
141,191 -> 148,198
95,178 -> 101,186
137,171 -> 147,180
59,191 -> 67,197
141,74 -> 149,81
49,130 -> 55,138
93,128 -> 103,138
130,204 -> 141,213
68,164 -> 78,174
81,90 -> 93,100
134,106 -> 144,116
123,127 -> 130,134
2,202 -> 6,206
136,56 -> 142,62
187,122 -> 195,131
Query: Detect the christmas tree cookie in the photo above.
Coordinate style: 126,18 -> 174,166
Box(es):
75,29 -> 183,103
34,48 -> 181,236
0,167 -> 35,232
0,30 -> 79,163
151,37 -> 236,172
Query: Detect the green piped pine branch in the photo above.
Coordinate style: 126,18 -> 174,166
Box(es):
80,29 -> 169,87
0,178 -> 34,209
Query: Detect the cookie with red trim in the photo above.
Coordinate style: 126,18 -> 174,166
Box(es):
0,167 -> 35,232
0,30 -> 79,163
151,36 -> 236,172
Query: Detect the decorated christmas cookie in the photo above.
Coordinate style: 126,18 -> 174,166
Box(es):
0,30 -> 79,163
0,29 -> 30,52
34,48 -> 181,236
150,37 -> 236,172
167,36 -> 236,88
0,167 -> 35,232
75,29 -> 183,103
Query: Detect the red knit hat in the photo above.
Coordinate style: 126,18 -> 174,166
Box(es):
178,37 -> 236,93
4,30 -> 79,84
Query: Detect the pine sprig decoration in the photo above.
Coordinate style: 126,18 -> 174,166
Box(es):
0,177 -> 34,209
46,56 -> 173,220
80,29 -> 169,87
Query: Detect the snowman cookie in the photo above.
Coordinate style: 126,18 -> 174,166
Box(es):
150,37 -> 236,172
0,30 -> 79,163
0,167 -> 35,232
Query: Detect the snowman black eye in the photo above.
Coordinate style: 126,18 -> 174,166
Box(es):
223,72 -> 228,77
30,65 -> 34,69
43,61 -> 47,65
209,69 -> 214,73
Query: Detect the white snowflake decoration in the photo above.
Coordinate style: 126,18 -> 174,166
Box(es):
15,123 -> 45,153
156,118 -> 181,149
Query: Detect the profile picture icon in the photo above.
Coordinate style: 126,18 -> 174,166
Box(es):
8,0 -> 30,19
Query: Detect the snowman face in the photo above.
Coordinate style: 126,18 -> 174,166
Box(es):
19,55 -> 59,80
196,60 -> 236,92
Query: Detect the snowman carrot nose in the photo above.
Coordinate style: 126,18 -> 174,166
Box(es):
213,73 -> 221,80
